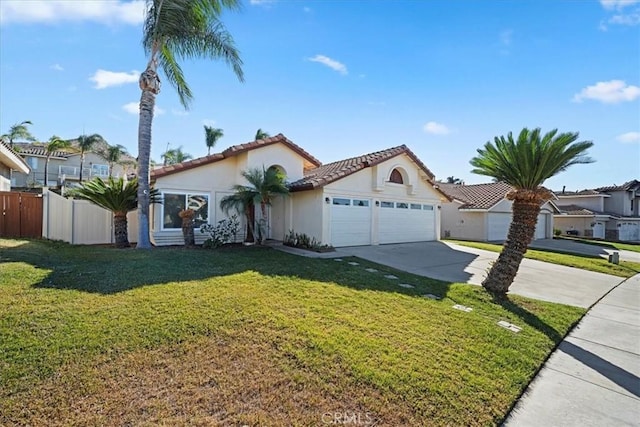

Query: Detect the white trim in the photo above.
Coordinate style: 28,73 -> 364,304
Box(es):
0,143 -> 30,173
160,190 -> 211,231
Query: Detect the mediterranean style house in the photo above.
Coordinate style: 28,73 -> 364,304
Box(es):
554,180 -> 640,241
11,142 -> 135,188
437,181 -> 557,242
0,140 -> 30,191
150,134 -> 450,247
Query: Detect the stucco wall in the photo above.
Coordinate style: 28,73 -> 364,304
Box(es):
290,190 -> 323,243
440,202 -> 487,241
0,164 -> 9,191
556,195 -> 604,212
246,144 -> 305,182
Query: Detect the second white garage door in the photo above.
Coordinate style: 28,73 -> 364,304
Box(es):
487,213 -> 548,241
379,201 -> 436,244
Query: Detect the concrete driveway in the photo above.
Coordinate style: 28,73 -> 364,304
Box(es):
337,241 -> 623,308
528,238 -> 640,263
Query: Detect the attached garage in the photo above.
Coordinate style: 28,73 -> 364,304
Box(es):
487,212 -> 549,241
619,222 -> 640,241
330,197 -> 372,247
379,201 -> 436,244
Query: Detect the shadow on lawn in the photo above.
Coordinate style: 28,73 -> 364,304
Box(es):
494,296 -> 563,342
1,239 -> 454,298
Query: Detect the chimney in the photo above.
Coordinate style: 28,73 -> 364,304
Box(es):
562,185 -> 565,194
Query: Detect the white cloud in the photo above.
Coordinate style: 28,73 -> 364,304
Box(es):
616,131 -> 640,143
423,121 -> 451,135
303,7 -> 312,13
307,55 -> 348,75
600,0 -> 639,10
90,69 -> 139,89
172,109 -> 189,117
0,0 -> 145,25
250,0 -> 275,5
608,11 -> 640,25
50,63 -> 64,71
573,80 -> 640,103
500,29 -> 513,46
122,102 -> 164,115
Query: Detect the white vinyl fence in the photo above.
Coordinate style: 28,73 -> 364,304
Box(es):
42,188 -> 139,245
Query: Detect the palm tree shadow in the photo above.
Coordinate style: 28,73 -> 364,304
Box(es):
492,295 -> 563,343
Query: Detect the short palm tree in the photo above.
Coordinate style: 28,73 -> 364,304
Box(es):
69,177 -> 160,248
220,167 -> 288,244
44,136 -> 72,186
219,190 -> 256,243
105,144 -> 126,177
254,128 -> 270,140
204,126 -> 223,155
161,146 -> 192,165
76,134 -> 103,181
470,127 -> 594,296
1,120 -> 35,148
136,0 -> 244,249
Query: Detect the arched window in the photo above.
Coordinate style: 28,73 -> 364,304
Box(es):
389,168 -> 404,184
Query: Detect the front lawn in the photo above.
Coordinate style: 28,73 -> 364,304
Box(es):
556,236 -> 640,253
1,239 -> 584,426
451,240 -> 640,278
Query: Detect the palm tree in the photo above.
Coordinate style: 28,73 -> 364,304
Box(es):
69,177 -> 160,248
254,128 -> 270,140
161,146 -> 193,165
136,0 -> 244,249
44,136 -> 71,186
105,144 -> 126,177
77,134 -> 103,182
220,167 -> 288,244
446,176 -> 463,184
1,120 -> 36,148
470,128 -> 594,296
204,126 -> 223,155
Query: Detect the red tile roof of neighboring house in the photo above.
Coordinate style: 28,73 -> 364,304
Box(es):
288,144 -> 442,193
556,204 -> 619,218
555,189 -> 602,196
595,180 -> 640,193
13,143 -> 70,159
436,181 -> 514,210
151,133 -> 322,180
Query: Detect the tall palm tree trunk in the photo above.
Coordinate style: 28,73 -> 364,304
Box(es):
114,211 -> 130,248
482,197 -> 540,295
79,152 -> 85,182
136,63 -> 160,249
44,156 -> 51,186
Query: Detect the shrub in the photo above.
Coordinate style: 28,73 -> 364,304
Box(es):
284,229 -> 334,252
553,228 -> 562,237
200,215 -> 240,249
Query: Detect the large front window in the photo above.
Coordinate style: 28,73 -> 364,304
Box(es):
91,164 -> 109,178
162,192 -> 209,229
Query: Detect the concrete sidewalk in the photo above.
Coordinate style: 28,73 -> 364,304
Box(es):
504,274 -> 640,426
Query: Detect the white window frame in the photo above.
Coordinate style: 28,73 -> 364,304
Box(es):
161,191 -> 210,231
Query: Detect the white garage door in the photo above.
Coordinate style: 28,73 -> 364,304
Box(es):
488,213 -> 547,241
378,201 -> 436,244
619,222 -> 640,241
330,197 -> 372,247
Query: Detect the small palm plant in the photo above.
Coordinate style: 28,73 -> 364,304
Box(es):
220,167 -> 288,244
69,177 -> 161,248
470,127 -> 594,296
44,135 -> 72,186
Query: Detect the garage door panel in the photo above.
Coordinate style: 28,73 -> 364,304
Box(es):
330,201 -> 371,247
489,212 -> 548,241
379,203 -> 435,244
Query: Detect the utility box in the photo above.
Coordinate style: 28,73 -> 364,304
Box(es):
608,252 -> 620,265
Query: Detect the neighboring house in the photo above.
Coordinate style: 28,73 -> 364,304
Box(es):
554,180 -> 640,241
0,140 -> 30,191
12,143 -> 135,188
437,181 -> 557,242
150,133 -> 449,247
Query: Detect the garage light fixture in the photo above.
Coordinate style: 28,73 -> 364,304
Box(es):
375,201 -> 380,206
325,197 -> 330,204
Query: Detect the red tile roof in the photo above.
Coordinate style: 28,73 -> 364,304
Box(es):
555,189 -> 602,196
289,145 -> 438,191
595,180 -> 640,193
556,204 -> 619,218
13,143 -> 70,159
436,181 -> 514,210
151,133 -> 321,180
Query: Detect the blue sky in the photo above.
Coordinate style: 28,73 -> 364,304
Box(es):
1,0 -> 638,191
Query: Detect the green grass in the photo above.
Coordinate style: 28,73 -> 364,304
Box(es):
556,236 -> 640,253
0,239 -> 585,426
451,240 -> 640,278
